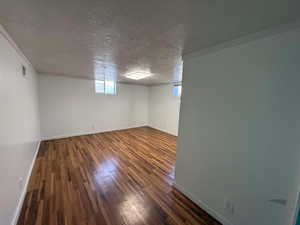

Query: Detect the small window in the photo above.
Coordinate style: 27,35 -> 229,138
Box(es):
172,85 -> 182,97
95,80 -> 117,95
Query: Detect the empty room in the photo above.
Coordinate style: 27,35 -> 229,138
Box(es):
1,1 -> 300,225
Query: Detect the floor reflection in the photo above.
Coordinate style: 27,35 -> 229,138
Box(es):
119,193 -> 149,225
94,158 -> 119,186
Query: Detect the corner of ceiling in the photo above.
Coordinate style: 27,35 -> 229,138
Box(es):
0,23 -> 36,72
182,19 -> 300,61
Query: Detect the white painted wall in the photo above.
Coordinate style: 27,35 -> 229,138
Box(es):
148,84 -> 181,135
0,26 -> 40,225
175,27 -> 300,225
38,74 -> 148,140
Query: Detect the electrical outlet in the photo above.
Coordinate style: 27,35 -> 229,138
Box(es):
224,198 -> 235,214
18,177 -> 24,190
224,198 -> 231,211
230,202 -> 235,214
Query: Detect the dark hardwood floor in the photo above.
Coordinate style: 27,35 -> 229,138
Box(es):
17,127 -> 221,225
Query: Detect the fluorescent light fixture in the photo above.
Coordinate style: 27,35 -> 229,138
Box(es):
124,70 -> 152,80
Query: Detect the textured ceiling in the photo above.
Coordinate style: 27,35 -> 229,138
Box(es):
0,0 -> 299,85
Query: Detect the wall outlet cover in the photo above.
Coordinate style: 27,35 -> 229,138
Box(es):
224,198 -> 235,215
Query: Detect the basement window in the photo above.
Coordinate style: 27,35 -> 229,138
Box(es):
172,85 -> 182,97
95,80 -> 117,95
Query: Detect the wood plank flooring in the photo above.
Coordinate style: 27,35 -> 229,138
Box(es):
17,127 -> 221,225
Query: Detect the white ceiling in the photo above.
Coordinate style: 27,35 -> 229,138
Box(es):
0,0 -> 299,85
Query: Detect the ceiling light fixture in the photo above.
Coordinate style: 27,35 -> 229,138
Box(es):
124,70 -> 152,80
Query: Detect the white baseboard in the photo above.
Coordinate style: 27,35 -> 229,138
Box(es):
290,190 -> 300,225
147,125 -> 178,136
42,125 -> 148,141
173,182 -> 233,225
42,125 -> 178,141
11,141 -> 41,225
43,130 -> 107,141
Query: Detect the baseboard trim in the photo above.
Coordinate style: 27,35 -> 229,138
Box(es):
290,190 -> 300,225
173,182 -> 233,225
147,125 -> 178,136
42,125 -> 149,141
11,140 -> 41,225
